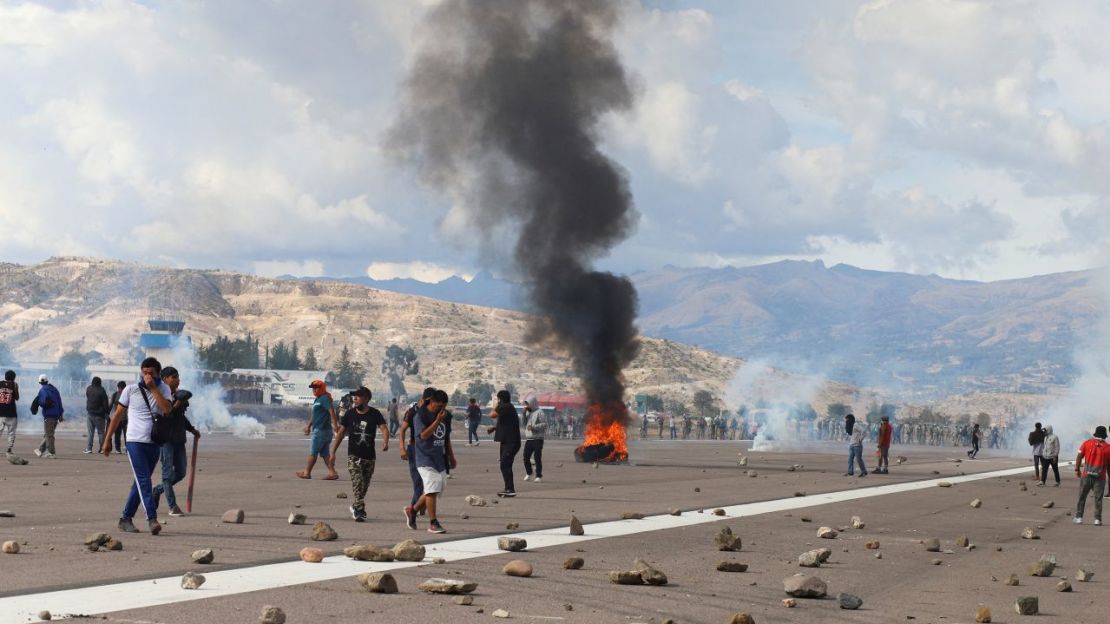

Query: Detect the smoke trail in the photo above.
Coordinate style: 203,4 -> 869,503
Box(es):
168,343 -> 266,439
1042,262 -> 1110,448
389,1 -> 640,410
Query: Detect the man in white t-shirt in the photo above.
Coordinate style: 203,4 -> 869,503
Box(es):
103,357 -> 174,535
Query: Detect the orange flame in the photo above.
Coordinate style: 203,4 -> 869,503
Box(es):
577,401 -> 629,462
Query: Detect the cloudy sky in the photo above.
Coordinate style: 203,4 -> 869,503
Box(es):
1,0 -> 1107,283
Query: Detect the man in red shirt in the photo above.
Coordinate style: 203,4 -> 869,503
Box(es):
1074,425 -> 1108,526
875,415 -> 892,474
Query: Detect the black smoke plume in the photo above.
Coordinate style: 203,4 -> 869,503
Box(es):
389,0 -> 640,409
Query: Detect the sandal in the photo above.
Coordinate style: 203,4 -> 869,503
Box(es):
295,471 -> 311,479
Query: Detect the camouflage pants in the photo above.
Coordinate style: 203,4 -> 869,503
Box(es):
347,456 -> 376,513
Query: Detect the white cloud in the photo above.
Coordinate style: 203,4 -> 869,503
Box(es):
366,261 -> 472,283
253,260 -> 325,278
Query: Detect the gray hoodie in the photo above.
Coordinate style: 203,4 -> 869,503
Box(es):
524,402 -> 547,441
1042,426 -> 1060,459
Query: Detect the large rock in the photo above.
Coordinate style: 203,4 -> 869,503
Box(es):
2,541 -> 19,554
6,454 -> 28,465
621,512 -> 646,520
798,550 -> 823,568
300,547 -> 325,563
1014,596 -> 1038,616
181,572 -> 206,590
191,549 -> 214,564
717,561 -> 748,572
955,535 -> 970,548
498,536 -> 527,552
865,540 -> 880,550
563,557 -> 584,570
633,558 -> 668,585
715,526 -> 742,551
850,516 -> 865,529
392,539 -> 426,562
783,574 -> 828,598
1076,568 -> 1095,582
104,538 -> 123,551
358,572 -> 399,594
465,495 -> 487,507
221,509 -> 245,524
814,548 -> 832,563
970,498 -> 982,508
311,521 -> 337,541
838,593 -> 863,610
0,510 -> 15,517
924,538 -> 941,552
503,560 -> 534,577
288,513 -> 307,525
1056,580 -> 1072,592
817,527 -> 838,539
608,571 -> 643,585
1028,559 -> 1055,577
975,606 -> 992,623
728,614 -> 755,624
418,578 -> 477,594
569,515 -> 584,536
259,606 -> 286,624
344,544 -> 395,562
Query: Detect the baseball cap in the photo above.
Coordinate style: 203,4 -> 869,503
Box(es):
38,374 -> 48,383
353,386 -> 372,399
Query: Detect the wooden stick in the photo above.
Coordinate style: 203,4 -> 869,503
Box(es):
186,435 -> 199,513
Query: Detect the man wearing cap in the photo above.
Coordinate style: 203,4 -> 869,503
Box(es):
31,374 -> 64,458
1074,425 -> 1109,526
297,380 -> 339,480
331,387 -> 388,522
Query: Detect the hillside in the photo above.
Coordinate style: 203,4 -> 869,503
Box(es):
0,257 -> 863,409
336,260 -> 1104,398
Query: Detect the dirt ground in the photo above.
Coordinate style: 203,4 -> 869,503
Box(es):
0,429 -> 1105,624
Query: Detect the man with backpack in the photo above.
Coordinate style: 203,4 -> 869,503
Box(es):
0,370 -> 18,454
1074,425 -> 1108,526
31,374 -> 64,458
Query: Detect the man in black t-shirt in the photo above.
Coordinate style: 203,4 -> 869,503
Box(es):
0,370 -> 19,454
487,390 -> 521,497
331,387 -> 388,522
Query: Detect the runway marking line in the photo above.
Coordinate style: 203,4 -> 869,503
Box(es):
0,463 -> 1046,623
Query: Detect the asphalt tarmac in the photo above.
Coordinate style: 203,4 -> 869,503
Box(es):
1,430 -> 1105,623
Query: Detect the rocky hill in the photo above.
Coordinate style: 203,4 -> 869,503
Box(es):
0,257 -> 863,409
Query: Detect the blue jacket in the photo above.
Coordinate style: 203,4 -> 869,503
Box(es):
32,384 -> 64,419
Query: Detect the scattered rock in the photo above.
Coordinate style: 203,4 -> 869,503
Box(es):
2,541 -> 19,554
1056,580 -> 1072,592
897,456 -> 907,464
336,492 -> 347,499
783,574 -> 828,598
181,572 -> 206,590
459,513 -> 469,520
850,516 -> 865,529
865,540 -> 880,550
6,454 -> 28,465
621,512 -> 645,520
728,613 -> 754,624
288,513 -> 306,525
1006,574 -> 1020,586
798,550 -> 823,568
924,538 -> 941,552
838,593 -> 863,610
794,491 -> 807,497
1029,559 -> 1055,577
1042,501 -> 1055,509
1014,596 -> 1038,616
633,558 -> 668,585
694,487 -> 701,492
505,522 -> 519,530
418,578 -> 478,594
259,606 -> 286,624
357,572 -> 399,594
717,561 -> 748,572
104,538 -> 123,551
746,470 -> 758,478
564,557 -> 584,569
454,596 -> 474,605
0,510 -> 14,517
608,571 -> 643,585
300,547 -> 325,563
715,526 -> 742,551
668,508 -> 682,516
814,548 -> 832,563
344,544 -> 395,562
955,536 -> 970,548
738,456 -> 748,466
782,599 -> 797,608
817,527 -> 838,539
498,537 -> 527,552
191,549 -> 214,564
800,516 -> 812,522
570,515 -> 584,535
433,557 -> 446,564
492,609 -> 510,619
713,508 -> 726,516
503,560 -> 533,577
1019,483 -> 1028,492
975,606 -> 992,623
84,533 -> 110,547
37,611 -> 50,621
221,509 -> 245,524
970,498 -> 983,508
392,539 -> 426,562
311,521 -> 337,541
1076,568 -> 1095,582
465,495 -> 488,507
931,559 -> 943,565
874,552 -> 882,559
938,481 -> 953,488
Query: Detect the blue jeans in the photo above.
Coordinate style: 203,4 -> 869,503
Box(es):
309,429 -> 332,457
406,445 -> 424,507
153,441 -> 187,509
122,441 -> 161,521
848,445 -> 867,475
468,421 -> 480,444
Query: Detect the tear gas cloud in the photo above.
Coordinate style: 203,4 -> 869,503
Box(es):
169,343 -> 266,439
724,359 -> 825,452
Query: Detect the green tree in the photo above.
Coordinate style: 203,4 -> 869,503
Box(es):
198,333 -> 261,371
449,388 -> 466,407
666,399 -> 689,417
642,394 -> 664,412
467,380 -> 495,405
381,344 -> 419,398
827,403 -> 851,420
302,347 -> 319,371
975,412 -> 992,428
0,341 -> 17,367
269,340 -> 301,370
333,346 -> 366,388
503,382 -> 517,400
55,350 -> 90,381
693,390 -> 718,417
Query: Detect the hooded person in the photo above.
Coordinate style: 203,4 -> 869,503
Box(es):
488,390 -> 521,497
296,380 -> 339,480
844,413 -> 868,477
1074,425 -> 1109,525
521,397 -> 547,483
84,376 -> 110,454
1040,425 -> 1060,486
0,370 -> 19,454
32,374 -> 64,458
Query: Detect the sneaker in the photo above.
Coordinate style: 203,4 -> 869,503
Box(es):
860,472 -> 868,477
43,452 -> 55,458
168,505 -> 185,517
523,475 -> 532,481
1074,516 -> 1084,524
1096,519 -> 1103,526
83,449 -> 93,454
428,519 -> 446,534
33,449 -> 42,457
355,509 -> 367,522
843,473 -> 854,477
474,441 -> 479,446
118,518 -> 139,533
148,520 -> 162,535
116,449 -> 124,455
403,505 -> 417,530
497,490 -> 517,498
350,505 -> 358,520
1054,482 -> 1060,487
533,477 -> 542,483
447,473 -> 453,479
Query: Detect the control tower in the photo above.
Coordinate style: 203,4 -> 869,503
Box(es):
139,318 -> 191,363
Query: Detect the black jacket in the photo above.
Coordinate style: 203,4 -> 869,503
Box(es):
166,394 -> 199,445
86,384 -> 110,417
493,402 -> 520,445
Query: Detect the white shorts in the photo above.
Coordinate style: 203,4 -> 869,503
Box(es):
417,466 -> 446,494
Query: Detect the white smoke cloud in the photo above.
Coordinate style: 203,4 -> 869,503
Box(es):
168,343 -> 266,440
723,359 -> 825,451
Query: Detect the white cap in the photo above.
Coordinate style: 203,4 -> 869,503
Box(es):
38,374 -> 48,383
